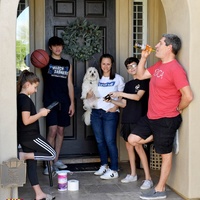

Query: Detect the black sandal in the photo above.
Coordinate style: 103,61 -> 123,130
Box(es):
34,194 -> 55,200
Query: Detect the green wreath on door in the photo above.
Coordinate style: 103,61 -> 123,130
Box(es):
61,18 -> 103,62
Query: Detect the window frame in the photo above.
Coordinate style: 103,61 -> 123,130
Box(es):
133,0 -> 147,58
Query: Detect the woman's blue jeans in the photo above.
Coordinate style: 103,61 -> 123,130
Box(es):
91,109 -> 119,171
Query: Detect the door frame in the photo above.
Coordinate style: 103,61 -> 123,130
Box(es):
31,0 -> 136,161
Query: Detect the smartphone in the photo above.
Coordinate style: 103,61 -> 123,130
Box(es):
46,101 -> 59,110
104,94 -> 111,101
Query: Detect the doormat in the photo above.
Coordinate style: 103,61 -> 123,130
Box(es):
64,162 -> 101,172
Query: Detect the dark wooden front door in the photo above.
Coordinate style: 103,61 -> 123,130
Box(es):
45,0 -> 116,157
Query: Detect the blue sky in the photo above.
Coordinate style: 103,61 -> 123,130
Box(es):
17,7 -> 29,40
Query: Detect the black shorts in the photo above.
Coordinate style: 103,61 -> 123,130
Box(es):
132,115 -> 182,154
46,103 -> 70,127
120,123 -> 137,142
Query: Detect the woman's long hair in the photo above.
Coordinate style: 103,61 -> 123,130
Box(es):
17,70 -> 40,94
99,53 -> 116,80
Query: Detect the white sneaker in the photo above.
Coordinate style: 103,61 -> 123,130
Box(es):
43,166 -> 53,175
53,165 -> 59,172
94,165 -> 108,176
100,169 -> 119,180
54,160 -> 67,169
140,180 -> 153,190
121,174 -> 137,183
173,130 -> 179,154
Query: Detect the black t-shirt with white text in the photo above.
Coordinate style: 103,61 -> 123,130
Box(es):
121,79 -> 149,124
42,56 -> 71,107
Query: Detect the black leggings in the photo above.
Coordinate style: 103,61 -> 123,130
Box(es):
20,135 -> 56,186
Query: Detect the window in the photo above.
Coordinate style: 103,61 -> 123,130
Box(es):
16,0 -> 30,78
133,0 -> 147,58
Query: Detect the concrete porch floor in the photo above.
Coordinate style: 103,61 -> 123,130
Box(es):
18,160 -> 184,200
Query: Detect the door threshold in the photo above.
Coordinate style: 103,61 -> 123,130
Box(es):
62,157 -> 100,164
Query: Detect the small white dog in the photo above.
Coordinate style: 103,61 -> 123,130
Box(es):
81,67 -> 100,125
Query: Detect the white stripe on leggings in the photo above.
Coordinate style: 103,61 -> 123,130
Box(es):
33,138 -> 56,161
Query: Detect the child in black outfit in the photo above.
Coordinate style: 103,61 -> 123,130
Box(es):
17,70 -> 56,200
109,57 -> 153,189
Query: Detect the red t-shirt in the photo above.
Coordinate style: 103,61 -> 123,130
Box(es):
147,60 -> 189,119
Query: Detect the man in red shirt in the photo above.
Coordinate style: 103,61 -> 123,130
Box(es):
128,34 -> 193,199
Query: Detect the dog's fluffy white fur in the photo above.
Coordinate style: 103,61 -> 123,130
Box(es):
81,67 -> 99,125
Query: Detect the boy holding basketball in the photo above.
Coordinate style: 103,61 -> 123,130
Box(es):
42,36 -> 75,175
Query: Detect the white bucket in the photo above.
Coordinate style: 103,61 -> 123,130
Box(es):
56,170 -> 71,191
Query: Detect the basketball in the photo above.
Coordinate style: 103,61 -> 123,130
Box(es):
30,49 -> 49,68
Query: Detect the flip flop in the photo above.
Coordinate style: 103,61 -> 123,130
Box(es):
46,194 -> 55,200
34,194 -> 56,200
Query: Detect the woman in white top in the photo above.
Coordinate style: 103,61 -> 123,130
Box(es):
90,53 -> 125,179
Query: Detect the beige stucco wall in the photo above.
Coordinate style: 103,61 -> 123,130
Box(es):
116,0 -> 132,161
0,0 -> 19,199
30,0 -> 46,137
0,0 -> 199,199
188,1 -> 200,198
148,0 -> 166,65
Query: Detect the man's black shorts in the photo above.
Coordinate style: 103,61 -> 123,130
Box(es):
131,115 -> 182,154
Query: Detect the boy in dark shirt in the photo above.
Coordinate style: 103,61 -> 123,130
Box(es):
110,57 -> 153,189
42,36 -> 75,174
